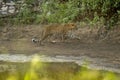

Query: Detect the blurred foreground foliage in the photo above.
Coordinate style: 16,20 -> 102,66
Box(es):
0,55 -> 120,80
0,0 -> 120,28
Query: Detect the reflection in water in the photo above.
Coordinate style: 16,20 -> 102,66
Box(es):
0,54 -> 120,73
0,54 -> 120,80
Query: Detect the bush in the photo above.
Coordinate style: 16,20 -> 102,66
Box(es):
35,0 -> 79,23
0,0 -> 120,27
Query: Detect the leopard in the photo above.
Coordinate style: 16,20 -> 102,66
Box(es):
39,23 -> 77,45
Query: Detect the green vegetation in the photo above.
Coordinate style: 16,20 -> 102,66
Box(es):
0,0 -> 120,27
0,55 -> 120,80
0,0 -> 120,79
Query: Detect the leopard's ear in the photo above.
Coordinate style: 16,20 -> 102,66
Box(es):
72,24 -> 75,26
71,23 -> 79,29
71,23 -> 76,26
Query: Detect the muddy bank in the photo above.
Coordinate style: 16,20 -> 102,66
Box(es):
0,39 -> 120,73
0,24 -> 120,73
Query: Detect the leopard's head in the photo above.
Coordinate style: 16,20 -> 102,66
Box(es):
67,23 -> 78,30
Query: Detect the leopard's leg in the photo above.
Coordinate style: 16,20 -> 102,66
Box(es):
61,33 -> 66,42
39,33 -> 52,45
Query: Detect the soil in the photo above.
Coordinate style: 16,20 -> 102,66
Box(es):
0,24 -> 120,72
